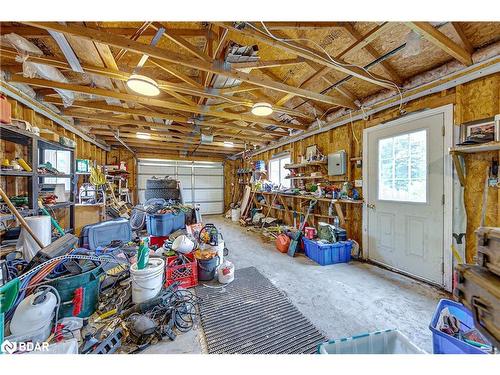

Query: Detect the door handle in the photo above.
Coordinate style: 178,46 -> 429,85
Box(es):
367,203 -> 376,209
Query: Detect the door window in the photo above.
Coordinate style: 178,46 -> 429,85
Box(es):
378,129 -> 427,203
269,155 -> 291,188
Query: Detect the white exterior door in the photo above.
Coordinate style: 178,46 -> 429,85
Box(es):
137,159 -> 224,214
365,112 -> 446,286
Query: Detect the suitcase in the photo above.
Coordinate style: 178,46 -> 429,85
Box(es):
79,218 -> 132,250
454,264 -> 500,348
476,227 -> 500,276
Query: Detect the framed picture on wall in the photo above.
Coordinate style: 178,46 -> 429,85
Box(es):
459,117 -> 499,145
305,144 -> 318,161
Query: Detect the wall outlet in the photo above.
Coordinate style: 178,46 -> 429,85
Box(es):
354,179 -> 363,188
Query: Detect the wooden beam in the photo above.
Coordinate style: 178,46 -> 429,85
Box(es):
337,22 -> 393,59
9,75 -> 307,130
0,25 -> 217,39
340,22 -> 402,84
114,22 -> 153,62
152,22 -> 212,62
218,22 -> 394,89
258,22 -> 344,30
231,58 -> 305,70
2,48 -> 298,115
450,22 -> 475,54
44,97 -> 286,137
406,22 -> 473,66
24,22 -> 356,108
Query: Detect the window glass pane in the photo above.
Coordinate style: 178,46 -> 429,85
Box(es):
378,129 -> 427,203
44,150 -> 71,191
269,159 -> 280,185
279,156 -> 291,188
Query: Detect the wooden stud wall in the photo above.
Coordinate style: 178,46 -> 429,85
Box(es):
224,73 -> 500,260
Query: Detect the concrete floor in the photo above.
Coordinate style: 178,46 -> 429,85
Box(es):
145,215 -> 449,354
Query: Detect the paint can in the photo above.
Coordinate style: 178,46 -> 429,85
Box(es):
304,227 -> 316,240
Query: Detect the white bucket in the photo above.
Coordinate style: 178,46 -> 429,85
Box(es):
172,235 -> 194,254
231,208 -> 241,222
130,257 -> 165,304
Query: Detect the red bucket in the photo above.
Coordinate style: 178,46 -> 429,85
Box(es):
304,227 -> 316,240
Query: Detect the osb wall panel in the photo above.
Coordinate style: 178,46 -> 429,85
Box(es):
226,73 -> 499,260
458,74 -> 500,262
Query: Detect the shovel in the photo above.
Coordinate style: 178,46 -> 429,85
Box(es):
287,199 -> 317,257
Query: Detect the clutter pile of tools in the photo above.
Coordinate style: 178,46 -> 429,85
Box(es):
0,187 -> 233,354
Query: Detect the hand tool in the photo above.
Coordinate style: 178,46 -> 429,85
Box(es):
288,199 -> 317,257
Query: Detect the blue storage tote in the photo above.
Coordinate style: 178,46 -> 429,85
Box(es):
146,211 -> 185,236
317,329 -> 426,354
429,299 -> 490,354
303,238 -> 352,266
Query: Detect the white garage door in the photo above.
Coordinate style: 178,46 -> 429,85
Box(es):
137,159 -> 224,214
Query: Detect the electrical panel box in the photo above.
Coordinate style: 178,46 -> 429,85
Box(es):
328,150 -> 346,176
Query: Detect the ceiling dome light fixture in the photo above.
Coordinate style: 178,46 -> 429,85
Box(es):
136,132 -> 151,140
251,102 -> 273,116
126,74 -> 160,96
223,141 -> 234,148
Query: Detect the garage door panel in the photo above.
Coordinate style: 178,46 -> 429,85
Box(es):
181,189 -> 193,203
194,189 -> 223,201
138,159 -> 223,213
194,166 -> 223,176
138,164 -> 176,175
178,167 -> 192,175
194,175 -> 223,188
177,175 -> 192,188
198,202 -> 223,215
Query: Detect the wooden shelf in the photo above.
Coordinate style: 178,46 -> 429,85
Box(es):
38,173 -> 72,178
284,160 -> 327,169
0,170 -> 34,177
285,175 -> 326,180
450,141 -> 500,154
253,191 -> 363,205
449,141 -> 500,186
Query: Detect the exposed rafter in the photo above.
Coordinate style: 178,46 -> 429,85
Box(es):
24,22 -> 356,109
8,75 -> 307,130
406,22 -> 473,66
217,22 -> 395,89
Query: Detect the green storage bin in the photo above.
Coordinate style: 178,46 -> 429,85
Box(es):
48,266 -> 103,318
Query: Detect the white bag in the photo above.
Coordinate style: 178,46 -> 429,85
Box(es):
217,260 -> 235,284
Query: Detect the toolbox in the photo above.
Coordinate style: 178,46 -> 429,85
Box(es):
454,264 -> 500,348
80,218 -> 132,250
476,227 -> 500,276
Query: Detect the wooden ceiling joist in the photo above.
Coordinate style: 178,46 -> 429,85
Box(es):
8,75 -> 307,130
340,22 -> 402,84
43,97 -> 286,137
23,22 -> 356,109
231,58 -> 305,70
0,25 -> 217,39
406,22 -> 473,66
218,22 -> 395,90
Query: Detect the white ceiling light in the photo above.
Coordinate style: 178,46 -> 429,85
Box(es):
251,102 -> 273,116
126,74 -> 160,96
136,132 -> 151,140
223,141 -> 234,148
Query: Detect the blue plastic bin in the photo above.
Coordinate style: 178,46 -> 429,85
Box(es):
303,238 -> 352,266
429,299 -> 490,354
146,211 -> 185,236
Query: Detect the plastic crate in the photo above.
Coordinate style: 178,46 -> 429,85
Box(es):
317,329 -> 426,354
429,299 -> 489,354
303,238 -> 352,266
146,211 -> 185,236
165,252 -> 198,289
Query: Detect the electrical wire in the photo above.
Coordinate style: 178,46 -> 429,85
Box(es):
245,22 -> 404,113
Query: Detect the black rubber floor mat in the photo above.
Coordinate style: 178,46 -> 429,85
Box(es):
196,266 -> 326,354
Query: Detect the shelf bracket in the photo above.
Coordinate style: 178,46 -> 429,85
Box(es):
451,151 -> 466,187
